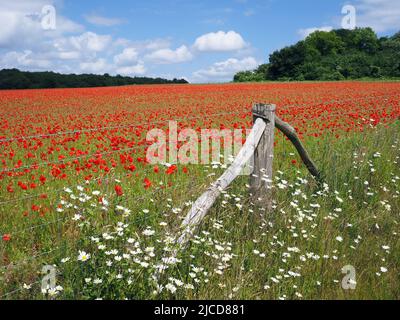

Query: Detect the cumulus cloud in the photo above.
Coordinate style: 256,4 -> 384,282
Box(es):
193,56 -> 258,82
0,0 -> 83,49
51,32 -> 112,65
145,45 -> 193,64
354,0 -> 400,32
84,14 -> 126,27
193,31 -> 246,52
113,48 -> 139,66
297,26 -> 333,39
0,1 -> 257,80
0,1 -> 126,75
142,38 -> 172,51
298,0 -> 400,37
57,51 -> 81,60
68,32 -> 112,52
0,50 -> 53,70
80,58 -> 109,74
115,62 -> 146,76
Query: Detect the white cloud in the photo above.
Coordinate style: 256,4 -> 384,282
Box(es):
114,48 -> 139,66
297,26 -> 333,39
297,0 -> 400,39
354,0 -> 400,32
58,51 -> 80,60
0,11 -> 20,47
68,32 -> 112,52
143,39 -> 172,51
0,1 -> 150,76
145,45 -> 193,64
193,56 -> 258,82
193,31 -> 246,52
116,62 -> 146,76
48,32 -> 113,71
0,2 -> 257,80
56,16 -> 84,34
0,0 -> 83,49
0,50 -> 52,70
80,58 -> 109,74
84,14 -> 125,27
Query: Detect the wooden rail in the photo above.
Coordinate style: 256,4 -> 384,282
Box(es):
274,116 -> 322,182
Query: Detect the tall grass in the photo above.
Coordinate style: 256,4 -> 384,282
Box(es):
1,121 -> 399,300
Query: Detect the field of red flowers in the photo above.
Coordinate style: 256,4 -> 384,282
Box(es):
0,82 -> 399,215
0,81 -> 400,299
1,82 -> 399,205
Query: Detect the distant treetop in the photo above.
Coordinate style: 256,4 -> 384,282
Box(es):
234,28 -> 400,82
0,69 -> 189,90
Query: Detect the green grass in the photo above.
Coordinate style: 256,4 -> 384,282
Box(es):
1,121 -> 399,300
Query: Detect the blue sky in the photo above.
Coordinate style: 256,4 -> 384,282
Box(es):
0,0 -> 399,82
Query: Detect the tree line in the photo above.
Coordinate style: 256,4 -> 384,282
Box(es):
0,69 -> 188,90
234,28 -> 400,82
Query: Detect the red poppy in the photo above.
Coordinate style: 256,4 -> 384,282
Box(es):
144,177 -> 152,189
166,165 -> 177,175
2,234 -> 11,241
115,185 -> 123,196
128,165 -> 136,172
18,182 -> 28,190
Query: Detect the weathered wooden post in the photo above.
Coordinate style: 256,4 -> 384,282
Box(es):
251,103 -> 276,206
156,103 -> 322,271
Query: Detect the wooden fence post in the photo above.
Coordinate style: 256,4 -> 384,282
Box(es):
251,103 -> 276,206
156,103 -> 322,271
169,117 -> 268,260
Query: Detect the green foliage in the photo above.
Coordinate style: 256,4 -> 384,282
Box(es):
0,69 -> 188,90
234,28 -> 400,82
233,64 -> 269,82
305,31 -> 344,56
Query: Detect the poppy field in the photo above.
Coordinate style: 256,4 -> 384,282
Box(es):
0,81 -> 399,300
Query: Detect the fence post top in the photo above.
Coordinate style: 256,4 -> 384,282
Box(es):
252,103 -> 276,116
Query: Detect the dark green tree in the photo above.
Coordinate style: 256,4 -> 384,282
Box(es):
0,69 -> 189,90
233,27 -> 400,82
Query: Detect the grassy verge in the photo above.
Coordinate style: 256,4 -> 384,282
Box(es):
1,121 -> 399,299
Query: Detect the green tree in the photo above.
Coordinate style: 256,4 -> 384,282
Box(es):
0,69 -> 189,90
305,31 -> 344,56
233,27 -> 400,82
